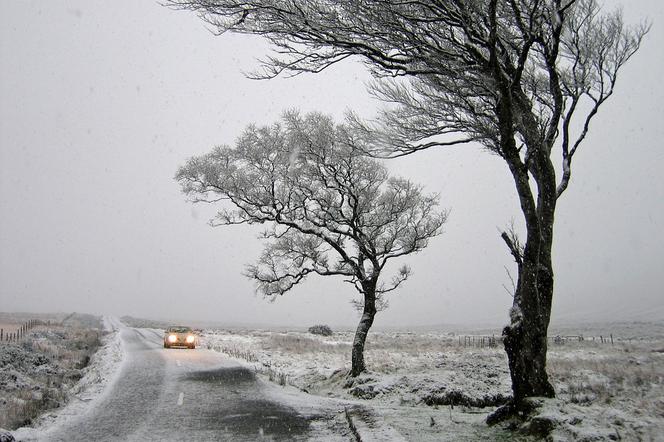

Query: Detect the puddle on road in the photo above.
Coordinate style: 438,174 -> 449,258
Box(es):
182,366 -> 256,384
201,398 -> 311,440
180,367 -> 312,440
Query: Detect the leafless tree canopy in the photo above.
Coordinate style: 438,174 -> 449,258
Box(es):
176,112 -> 446,302
169,0 -> 647,198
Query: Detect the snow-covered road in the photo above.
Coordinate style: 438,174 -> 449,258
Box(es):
18,320 -> 349,441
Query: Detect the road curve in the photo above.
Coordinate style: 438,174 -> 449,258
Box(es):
38,322 -> 350,442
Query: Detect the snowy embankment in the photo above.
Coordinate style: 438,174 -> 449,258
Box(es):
11,316 -> 125,441
201,326 -> 664,441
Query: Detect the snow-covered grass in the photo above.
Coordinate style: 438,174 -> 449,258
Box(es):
201,323 -> 664,441
202,329 -> 511,406
542,341 -> 664,440
10,316 -> 124,441
0,315 -> 104,430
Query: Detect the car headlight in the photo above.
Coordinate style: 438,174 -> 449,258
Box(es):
168,334 -> 177,343
186,335 -> 195,344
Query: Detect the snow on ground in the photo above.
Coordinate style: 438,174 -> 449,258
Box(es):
202,329 -> 512,406
7,317 -> 661,440
12,316 -> 125,441
201,324 -> 664,441
201,329 -> 526,440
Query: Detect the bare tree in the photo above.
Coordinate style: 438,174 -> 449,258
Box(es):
168,0 -> 648,410
176,111 -> 446,376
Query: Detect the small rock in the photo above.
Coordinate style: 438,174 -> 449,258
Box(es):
568,416 -> 583,426
520,415 -> 556,436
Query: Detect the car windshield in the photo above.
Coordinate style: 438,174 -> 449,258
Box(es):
168,327 -> 191,333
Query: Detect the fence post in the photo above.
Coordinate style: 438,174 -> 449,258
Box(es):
1,329 -> 3,341
610,334 -> 614,345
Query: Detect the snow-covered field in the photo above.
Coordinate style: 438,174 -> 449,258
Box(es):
2,316 -> 124,441
201,323 -> 664,441
4,316 -> 662,441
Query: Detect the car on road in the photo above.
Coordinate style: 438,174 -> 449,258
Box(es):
163,326 -> 196,349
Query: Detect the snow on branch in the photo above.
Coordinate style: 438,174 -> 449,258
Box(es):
176,111 -> 446,303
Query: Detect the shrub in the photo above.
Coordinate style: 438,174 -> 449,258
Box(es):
308,325 -> 333,336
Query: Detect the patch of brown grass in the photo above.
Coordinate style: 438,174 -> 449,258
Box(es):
264,332 -> 349,354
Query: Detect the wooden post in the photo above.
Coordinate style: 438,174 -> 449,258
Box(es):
610,334 -> 614,345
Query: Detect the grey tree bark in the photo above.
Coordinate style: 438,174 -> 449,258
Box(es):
350,279 -> 378,377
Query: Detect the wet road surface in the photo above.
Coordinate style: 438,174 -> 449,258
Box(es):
41,323 -> 349,441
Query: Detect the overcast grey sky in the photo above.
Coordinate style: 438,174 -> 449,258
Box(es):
1,0 -> 662,328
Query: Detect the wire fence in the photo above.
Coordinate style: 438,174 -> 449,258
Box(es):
456,333 -> 619,348
0,319 -> 49,344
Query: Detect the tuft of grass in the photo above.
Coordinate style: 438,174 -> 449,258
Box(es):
267,367 -> 288,386
213,345 -> 259,362
308,324 -> 333,336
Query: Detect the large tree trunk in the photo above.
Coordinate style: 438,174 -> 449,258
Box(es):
502,160 -> 557,404
350,283 -> 377,377
502,256 -> 556,402
492,76 -> 558,407
498,136 -> 557,405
